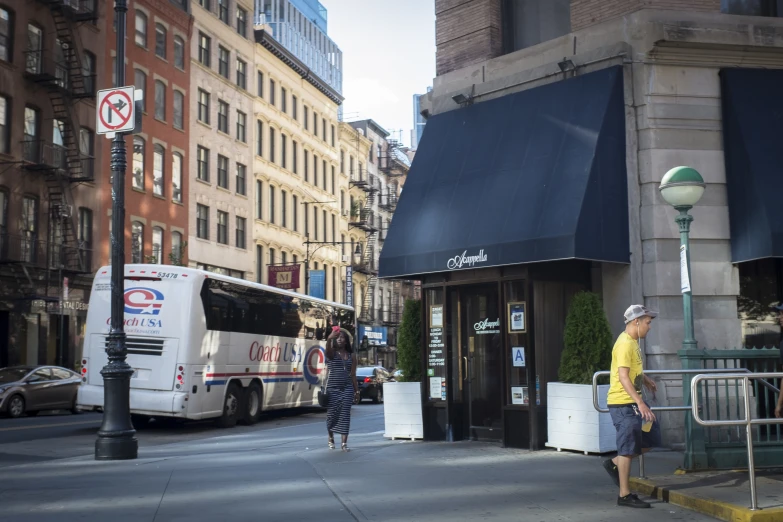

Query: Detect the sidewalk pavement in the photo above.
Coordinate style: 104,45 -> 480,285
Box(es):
627,450 -> 783,522
0,414 -> 718,522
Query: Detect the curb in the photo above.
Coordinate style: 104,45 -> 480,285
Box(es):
630,477 -> 783,522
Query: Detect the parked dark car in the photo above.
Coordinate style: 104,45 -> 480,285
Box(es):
356,366 -> 393,404
0,366 -> 81,418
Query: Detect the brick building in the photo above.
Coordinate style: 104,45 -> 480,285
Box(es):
0,0 -> 103,370
382,0 -> 783,459
98,0 -> 192,270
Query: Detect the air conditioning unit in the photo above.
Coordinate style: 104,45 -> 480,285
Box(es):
342,255 -> 350,263
341,209 -> 349,217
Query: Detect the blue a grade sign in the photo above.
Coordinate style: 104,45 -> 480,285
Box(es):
309,270 -> 325,300
359,325 -> 388,346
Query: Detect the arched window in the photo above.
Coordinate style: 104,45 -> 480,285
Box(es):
132,136 -> 145,190
173,36 -> 185,69
172,152 -> 182,203
171,231 -> 183,265
155,23 -> 166,58
134,69 -> 147,112
154,80 -> 166,121
153,144 -> 164,196
151,226 -> 163,264
173,90 -> 184,129
135,11 -> 147,47
131,221 -> 144,263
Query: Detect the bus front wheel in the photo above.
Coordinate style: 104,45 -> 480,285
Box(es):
216,382 -> 242,429
241,382 -> 263,426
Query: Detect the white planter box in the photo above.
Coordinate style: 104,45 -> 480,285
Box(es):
545,382 -> 616,455
383,381 -> 424,440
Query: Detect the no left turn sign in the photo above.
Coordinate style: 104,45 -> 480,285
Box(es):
96,86 -> 136,135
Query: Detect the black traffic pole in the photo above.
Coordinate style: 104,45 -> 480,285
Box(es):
95,0 -> 138,461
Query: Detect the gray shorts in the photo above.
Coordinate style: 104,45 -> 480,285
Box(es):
609,404 -> 662,457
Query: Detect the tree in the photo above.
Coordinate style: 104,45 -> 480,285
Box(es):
558,291 -> 614,385
397,298 -> 422,382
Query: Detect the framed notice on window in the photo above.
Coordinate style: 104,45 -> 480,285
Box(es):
507,301 -> 526,333
430,305 -> 443,328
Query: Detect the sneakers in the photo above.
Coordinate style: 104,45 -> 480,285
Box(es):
617,494 -> 651,508
603,458 -> 620,487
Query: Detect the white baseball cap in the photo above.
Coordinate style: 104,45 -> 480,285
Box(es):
624,304 -> 658,324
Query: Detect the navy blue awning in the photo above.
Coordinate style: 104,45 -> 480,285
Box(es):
720,68 -> 783,263
379,66 -> 629,279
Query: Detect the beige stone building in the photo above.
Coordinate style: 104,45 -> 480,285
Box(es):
382,0 -> 783,456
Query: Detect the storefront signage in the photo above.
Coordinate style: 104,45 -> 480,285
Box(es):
447,249 -> 487,270
428,327 -> 445,368
308,270 -> 325,299
268,264 -> 301,290
345,266 -> 353,306
511,386 -> 528,405
31,299 -> 89,313
508,301 -> 526,333
512,347 -> 526,367
359,325 -> 388,346
473,318 -> 500,334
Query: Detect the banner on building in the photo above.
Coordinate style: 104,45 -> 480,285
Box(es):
359,325 -> 388,346
268,264 -> 301,290
309,270 -> 325,300
345,266 -> 353,307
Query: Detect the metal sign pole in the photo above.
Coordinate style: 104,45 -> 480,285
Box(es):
95,0 -> 138,460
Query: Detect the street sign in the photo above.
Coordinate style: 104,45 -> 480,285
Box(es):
96,86 -> 135,135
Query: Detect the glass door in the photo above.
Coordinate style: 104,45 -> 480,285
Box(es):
462,283 -> 502,441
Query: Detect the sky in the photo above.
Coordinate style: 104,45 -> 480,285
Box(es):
320,0 -> 436,148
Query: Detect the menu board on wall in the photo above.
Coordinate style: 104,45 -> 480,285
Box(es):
427,320 -> 446,400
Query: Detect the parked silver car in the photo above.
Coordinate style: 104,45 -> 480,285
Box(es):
0,366 -> 81,418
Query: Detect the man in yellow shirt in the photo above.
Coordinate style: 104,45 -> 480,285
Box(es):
602,304 -> 661,509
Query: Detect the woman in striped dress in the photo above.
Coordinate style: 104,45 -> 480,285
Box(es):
325,328 -> 358,451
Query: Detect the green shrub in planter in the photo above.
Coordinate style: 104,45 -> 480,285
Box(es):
397,299 -> 422,382
558,291 -> 613,385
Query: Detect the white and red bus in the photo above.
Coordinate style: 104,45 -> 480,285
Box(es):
77,265 -> 355,427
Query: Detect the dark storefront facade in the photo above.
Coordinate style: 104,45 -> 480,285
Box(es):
380,67 -> 628,448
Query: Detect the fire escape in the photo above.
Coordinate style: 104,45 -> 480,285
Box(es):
377,139 -> 407,326
349,165 -> 379,323
0,0 -> 97,299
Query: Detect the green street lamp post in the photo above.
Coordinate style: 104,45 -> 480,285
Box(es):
659,166 -> 706,469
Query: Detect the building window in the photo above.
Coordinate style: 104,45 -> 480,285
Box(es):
198,32 -> 211,67
331,214 -> 336,244
174,36 -> 184,69
218,46 -> 229,78
198,0 -> 211,10
236,6 -> 247,37
155,23 -> 166,58
154,80 -> 166,121
269,185 -> 276,224
340,151 -> 344,174
197,145 -> 209,182
322,118 -> 326,142
217,154 -> 228,189
171,231 -> 183,264
131,222 -> 144,263
153,144 -> 164,197
217,211 -> 228,244
0,95 -> 7,154
313,111 -> 318,137
256,245 -> 263,283
218,100 -> 229,133
281,134 -> 287,169
218,0 -> 229,24
134,69 -> 147,112
236,58 -> 247,89
313,154 -> 318,187
304,150 -> 309,183
197,204 -> 209,239
269,248 -> 276,267
236,163 -> 246,195
135,11 -> 147,47
132,137 -> 145,190
82,51 -> 96,94
281,251 -> 287,265
281,87 -> 287,113
173,91 -> 184,129
79,127 -> 94,178
323,210 -> 327,242
255,180 -> 262,219
269,128 -> 276,163
269,79 -> 276,106
172,152 -> 182,203
257,71 -> 263,98
236,216 -> 246,249
152,227 -> 163,264
0,8 -> 11,63
722,0 -> 783,16
331,125 -> 335,147
281,190 -> 288,228
322,160 -> 327,189
20,196 -> 37,262
304,106 -> 309,131
313,207 -> 318,240
292,141 -> 298,174
236,110 -> 246,142
292,195 -> 298,232
26,24 -> 42,75
198,89 -> 210,124
502,0 -> 571,54
331,167 -> 335,195
341,233 -> 345,255
256,120 -> 263,156
78,207 -> 92,251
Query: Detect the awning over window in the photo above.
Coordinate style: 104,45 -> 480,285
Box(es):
379,66 -> 629,279
720,68 -> 783,263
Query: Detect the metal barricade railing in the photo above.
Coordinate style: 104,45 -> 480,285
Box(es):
691,372 -> 783,511
591,368 -> 774,478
